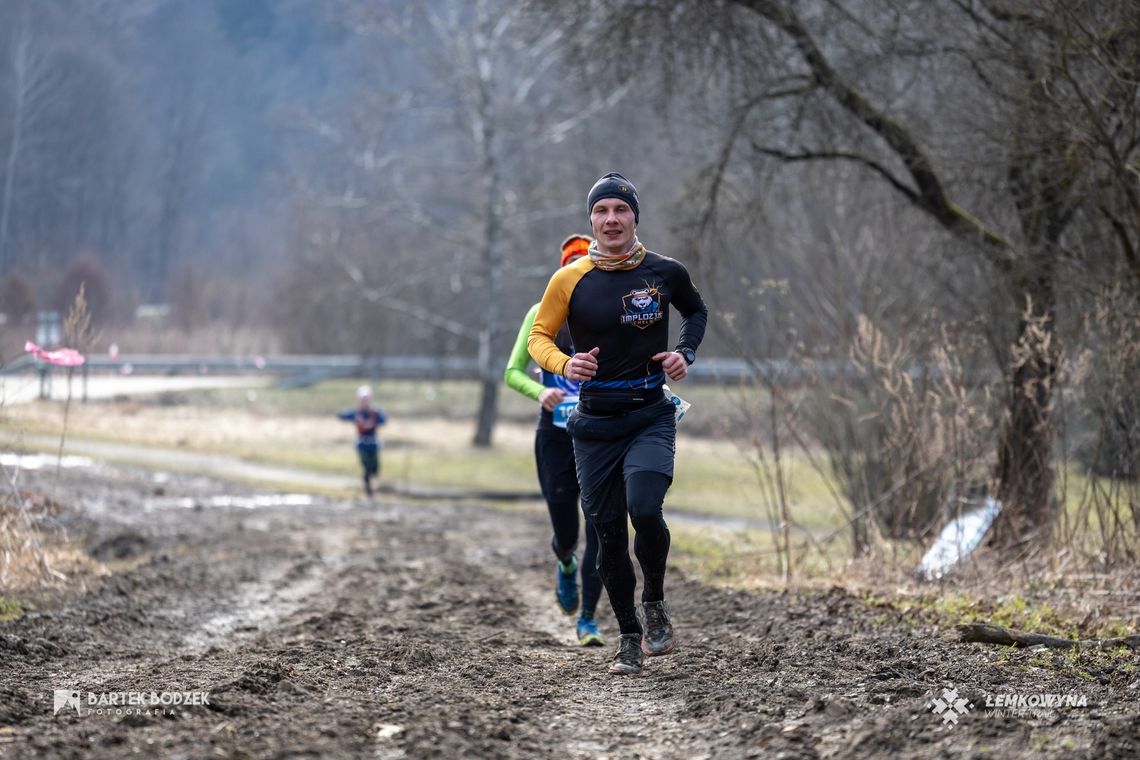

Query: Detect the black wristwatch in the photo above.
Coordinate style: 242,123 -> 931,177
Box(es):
677,347 -> 696,366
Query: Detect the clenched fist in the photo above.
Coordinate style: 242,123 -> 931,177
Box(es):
565,347 -> 600,382
538,387 -> 566,412
652,351 -> 688,382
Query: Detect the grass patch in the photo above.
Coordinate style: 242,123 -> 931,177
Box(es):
882,591 -> 1120,639
0,381 -> 844,527
669,524 -> 853,587
178,378 -> 748,428
385,442 -> 540,492
1019,643 -> 1137,680
0,595 -> 24,621
891,593 -> 1072,636
669,526 -> 777,588
672,442 -> 844,528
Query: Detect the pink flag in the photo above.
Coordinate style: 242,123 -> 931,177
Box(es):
25,341 -> 85,367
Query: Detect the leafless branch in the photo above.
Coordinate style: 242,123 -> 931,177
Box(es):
752,145 -> 921,205
948,0 -> 1019,49
732,0 -> 1018,272
958,622 -> 1140,650
343,262 -> 479,341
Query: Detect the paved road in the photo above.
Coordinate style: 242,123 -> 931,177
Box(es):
0,374 -> 268,405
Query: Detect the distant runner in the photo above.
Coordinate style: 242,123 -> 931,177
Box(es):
529,173 -> 708,675
338,385 -> 387,498
505,234 -> 607,646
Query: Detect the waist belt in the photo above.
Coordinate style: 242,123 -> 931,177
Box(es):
579,385 -> 665,414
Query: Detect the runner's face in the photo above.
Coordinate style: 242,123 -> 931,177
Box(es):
590,199 -> 636,255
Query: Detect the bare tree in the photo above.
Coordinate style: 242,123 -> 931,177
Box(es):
328,0 -> 616,445
0,0 -> 142,290
150,78 -> 206,302
539,0 -> 1140,541
0,14 -> 57,274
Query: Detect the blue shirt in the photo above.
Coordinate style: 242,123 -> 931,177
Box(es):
337,406 -> 387,448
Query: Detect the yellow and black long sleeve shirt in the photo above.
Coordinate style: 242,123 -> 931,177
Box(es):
528,250 -> 708,410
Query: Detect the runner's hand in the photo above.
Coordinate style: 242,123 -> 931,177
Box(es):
652,351 -> 688,382
565,347 -> 600,382
539,387 -> 565,412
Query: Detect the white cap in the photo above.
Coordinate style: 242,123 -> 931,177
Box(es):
357,385 -> 372,400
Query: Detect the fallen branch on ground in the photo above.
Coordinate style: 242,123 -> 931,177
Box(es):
957,623 -> 1140,650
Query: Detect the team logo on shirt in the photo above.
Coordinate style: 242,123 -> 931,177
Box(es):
621,284 -> 664,329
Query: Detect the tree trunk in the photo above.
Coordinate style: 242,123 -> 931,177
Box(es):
852,516 -> 869,557
471,85 -> 503,448
0,31 -> 30,275
994,270 -> 1059,542
473,327 -> 499,447
471,220 -> 503,446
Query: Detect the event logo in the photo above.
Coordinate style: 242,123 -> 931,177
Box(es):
925,685 -> 1090,727
983,691 -> 1088,718
620,284 -> 663,329
926,687 -> 974,725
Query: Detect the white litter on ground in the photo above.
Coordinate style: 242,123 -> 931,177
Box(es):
918,496 -> 1002,581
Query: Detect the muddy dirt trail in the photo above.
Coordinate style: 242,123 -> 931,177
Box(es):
1,464 -> 1137,759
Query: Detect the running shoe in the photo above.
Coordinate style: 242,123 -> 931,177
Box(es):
609,633 -> 645,675
576,614 -> 605,647
640,600 -> 676,656
555,555 -> 579,615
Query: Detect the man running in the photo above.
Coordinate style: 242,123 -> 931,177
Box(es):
337,385 -> 388,498
504,234 -> 606,646
528,172 -> 708,675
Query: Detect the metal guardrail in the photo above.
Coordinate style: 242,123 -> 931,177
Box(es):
1,354 -> 480,380
0,353 -> 851,388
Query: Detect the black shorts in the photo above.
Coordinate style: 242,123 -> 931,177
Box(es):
566,398 -> 675,523
357,447 -> 379,476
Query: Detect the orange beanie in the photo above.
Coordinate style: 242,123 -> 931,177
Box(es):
560,234 -> 593,267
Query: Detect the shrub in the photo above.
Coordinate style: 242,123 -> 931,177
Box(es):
54,254 -> 113,327
0,270 -> 35,326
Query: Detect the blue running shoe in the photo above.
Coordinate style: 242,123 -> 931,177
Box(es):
576,614 -> 605,646
555,555 -> 579,615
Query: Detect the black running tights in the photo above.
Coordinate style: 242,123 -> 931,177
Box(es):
596,470 -> 672,635
536,427 -> 602,616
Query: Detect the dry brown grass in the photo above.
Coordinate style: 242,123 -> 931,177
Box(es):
0,487 -> 81,592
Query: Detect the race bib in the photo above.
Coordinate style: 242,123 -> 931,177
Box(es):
663,385 -> 690,423
553,396 -> 579,429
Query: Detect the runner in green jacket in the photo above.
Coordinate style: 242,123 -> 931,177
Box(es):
504,234 -> 605,646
